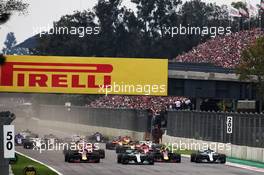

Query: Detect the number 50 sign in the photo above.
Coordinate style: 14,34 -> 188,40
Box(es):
3,125 -> 15,158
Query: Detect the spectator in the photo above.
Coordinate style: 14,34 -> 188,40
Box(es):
175,28 -> 264,68
175,100 -> 181,110
88,95 -> 192,114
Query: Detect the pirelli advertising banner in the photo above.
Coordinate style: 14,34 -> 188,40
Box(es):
0,56 -> 168,96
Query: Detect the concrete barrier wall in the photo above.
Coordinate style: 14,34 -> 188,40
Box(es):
163,135 -> 264,163
36,105 -> 149,132
167,110 -> 264,148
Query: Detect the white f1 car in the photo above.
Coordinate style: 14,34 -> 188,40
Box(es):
191,149 -> 226,163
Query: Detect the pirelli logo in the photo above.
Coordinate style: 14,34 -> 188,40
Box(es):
0,62 -> 112,88
0,56 -> 168,95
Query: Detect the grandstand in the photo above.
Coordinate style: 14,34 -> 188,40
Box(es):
174,28 -> 264,68
89,29 -> 264,113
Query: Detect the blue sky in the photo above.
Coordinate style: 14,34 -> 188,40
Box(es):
0,0 -> 258,49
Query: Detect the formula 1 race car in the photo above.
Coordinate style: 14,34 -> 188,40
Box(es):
92,144 -> 105,159
152,144 -> 181,163
63,143 -> 105,159
116,140 -> 153,154
117,148 -> 154,165
23,139 -> 35,149
64,149 -> 101,163
190,149 -> 226,163
22,131 -> 41,149
87,132 -> 108,143
106,136 -> 131,150
23,137 -> 42,149
43,134 -> 61,145
15,130 -> 38,146
64,141 -> 101,163
15,133 -> 24,146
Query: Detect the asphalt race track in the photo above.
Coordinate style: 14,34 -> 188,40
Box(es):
16,145 -> 263,175
13,117 -> 263,175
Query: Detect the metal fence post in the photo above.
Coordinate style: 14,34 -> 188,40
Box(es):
0,111 -> 16,175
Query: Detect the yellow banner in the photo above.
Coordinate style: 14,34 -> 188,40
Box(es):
0,55 -> 168,95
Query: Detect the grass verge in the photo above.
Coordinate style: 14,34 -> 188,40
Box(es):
227,157 -> 264,169
174,149 -> 194,155
11,153 -> 58,175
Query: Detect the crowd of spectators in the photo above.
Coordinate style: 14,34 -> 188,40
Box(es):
88,95 -> 192,114
175,28 -> 264,68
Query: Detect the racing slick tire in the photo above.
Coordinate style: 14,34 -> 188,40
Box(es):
64,152 -> 74,163
91,152 -> 101,163
190,153 -> 196,162
194,155 -> 202,163
219,155 -> 226,164
95,157 -> 100,163
117,154 -> 122,164
148,156 -> 155,165
171,153 -> 181,163
98,149 -> 105,159
121,156 -> 129,165
23,142 -> 33,149
64,153 -> 69,162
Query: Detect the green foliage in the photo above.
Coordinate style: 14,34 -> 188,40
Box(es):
12,154 -> 58,175
173,149 -> 195,155
231,1 -> 247,11
0,0 -> 28,25
236,37 -> 264,111
2,32 -> 17,54
237,37 -> 264,81
33,0 -> 256,59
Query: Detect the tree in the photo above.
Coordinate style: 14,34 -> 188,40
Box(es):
231,1 -> 247,11
0,0 -> 28,65
93,0 -> 124,56
0,0 -> 28,25
2,32 -> 17,54
131,0 -> 182,57
231,1 -> 250,30
35,10 -> 99,56
34,0 -> 239,59
236,37 -> 264,112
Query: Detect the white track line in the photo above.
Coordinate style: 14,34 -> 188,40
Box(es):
16,151 -> 63,175
181,154 -> 264,173
9,165 -> 14,175
226,162 -> 264,173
